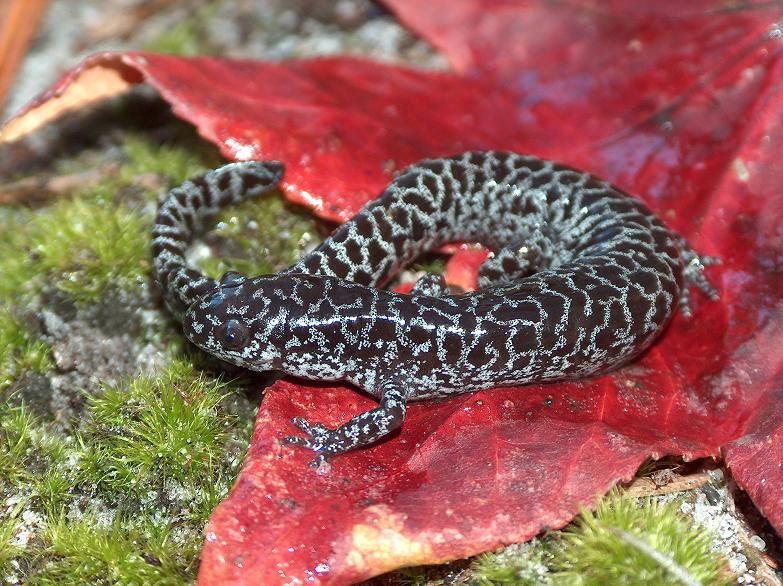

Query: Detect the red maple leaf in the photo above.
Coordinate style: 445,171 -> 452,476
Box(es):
3,1 -> 783,584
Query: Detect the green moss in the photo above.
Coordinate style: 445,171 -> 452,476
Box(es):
469,541 -> 551,585
78,360 -> 235,501
33,467 -> 75,517
0,358 -> 254,584
0,508 -> 24,578
0,195 -> 149,306
144,4 -> 218,56
19,132 -> 308,303
0,128 -> 310,310
412,256 -> 447,275
29,194 -> 149,302
145,24 -> 203,56
121,133 -> 220,189
0,403 -> 35,485
32,515 -> 194,586
197,195 -> 319,279
0,129 -> 223,310
0,209 -> 38,301
0,403 -> 68,490
550,491 -> 732,585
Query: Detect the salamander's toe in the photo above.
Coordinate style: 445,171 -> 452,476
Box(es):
283,417 -> 341,465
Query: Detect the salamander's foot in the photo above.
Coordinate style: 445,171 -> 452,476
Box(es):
282,387 -> 409,467
478,243 -> 543,288
411,272 -> 449,297
678,239 -> 720,318
282,417 -> 341,467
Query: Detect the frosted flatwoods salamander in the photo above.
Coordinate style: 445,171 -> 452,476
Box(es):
152,151 -> 718,466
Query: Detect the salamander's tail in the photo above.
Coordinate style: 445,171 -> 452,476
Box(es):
152,161 -> 284,319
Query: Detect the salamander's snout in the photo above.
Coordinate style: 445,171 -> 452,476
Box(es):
181,276 -> 287,372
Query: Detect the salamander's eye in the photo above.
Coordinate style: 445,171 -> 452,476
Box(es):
217,319 -> 249,349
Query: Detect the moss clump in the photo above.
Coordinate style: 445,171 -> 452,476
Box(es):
0,359 -> 254,583
0,403 -> 36,486
34,466 -> 75,517
33,515 -> 195,585
30,195 -> 149,302
0,404 -> 66,491
412,256 -> 447,275
0,194 -> 148,305
0,130 -> 310,307
469,541 -> 551,585
0,131 -> 221,308
143,4 -> 218,56
78,360 -> 238,504
0,512 -> 24,579
0,209 -> 39,301
197,195 -> 319,279
121,133 -> 220,190
550,491 -> 732,585
0,310 -> 50,393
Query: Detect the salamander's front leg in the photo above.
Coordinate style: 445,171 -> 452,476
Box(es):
283,385 -> 409,467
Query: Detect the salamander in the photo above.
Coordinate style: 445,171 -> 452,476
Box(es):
152,151 -> 718,466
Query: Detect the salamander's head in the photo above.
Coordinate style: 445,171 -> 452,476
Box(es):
183,271 -> 289,371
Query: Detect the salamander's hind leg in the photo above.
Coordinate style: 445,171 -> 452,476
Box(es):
411,272 -> 449,297
677,237 -> 720,317
478,243 -> 544,289
283,385 -> 409,467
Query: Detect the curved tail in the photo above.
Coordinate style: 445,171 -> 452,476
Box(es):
152,161 -> 284,319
